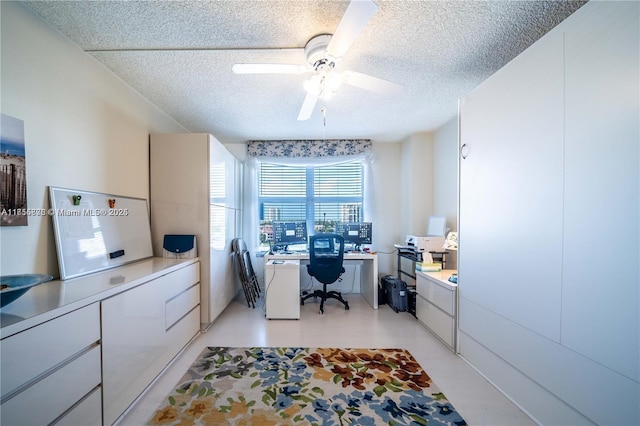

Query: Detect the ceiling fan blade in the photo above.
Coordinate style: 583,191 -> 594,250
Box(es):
232,63 -> 308,74
297,91 -> 319,121
326,0 -> 379,58
342,70 -> 403,95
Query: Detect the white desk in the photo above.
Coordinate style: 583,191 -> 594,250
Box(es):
264,252 -> 379,309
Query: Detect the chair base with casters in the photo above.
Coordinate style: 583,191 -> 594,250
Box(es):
300,286 -> 350,314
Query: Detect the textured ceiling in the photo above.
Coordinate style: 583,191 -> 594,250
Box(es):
23,0 -> 586,144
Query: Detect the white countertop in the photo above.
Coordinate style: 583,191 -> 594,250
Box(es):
0,257 -> 198,338
417,269 -> 458,287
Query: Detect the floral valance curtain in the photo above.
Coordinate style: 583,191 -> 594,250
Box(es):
247,139 -> 372,158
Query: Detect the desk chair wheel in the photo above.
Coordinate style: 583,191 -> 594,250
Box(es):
318,301 -> 348,314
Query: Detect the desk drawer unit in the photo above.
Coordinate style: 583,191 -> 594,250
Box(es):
415,271 -> 458,351
265,260 -> 300,319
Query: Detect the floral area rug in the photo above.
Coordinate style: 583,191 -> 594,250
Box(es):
147,347 -> 467,425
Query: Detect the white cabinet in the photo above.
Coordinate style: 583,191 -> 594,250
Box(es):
0,259 -> 199,426
0,304 -> 102,426
457,3 -> 638,425
150,133 -> 241,327
101,262 -> 200,425
415,270 -> 457,351
265,260 -> 300,319
459,30 -> 565,339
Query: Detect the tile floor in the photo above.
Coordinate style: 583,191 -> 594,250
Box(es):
118,294 -> 536,425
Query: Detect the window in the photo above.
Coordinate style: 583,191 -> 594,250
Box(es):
258,161 -> 364,248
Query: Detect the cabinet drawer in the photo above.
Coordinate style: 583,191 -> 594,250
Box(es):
416,296 -> 455,348
166,283 -> 200,329
416,274 -> 456,316
1,345 -> 101,426
0,303 -> 100,399
166,304 -> 200,356
56,386 -> 102,426
163,262 -> 199,299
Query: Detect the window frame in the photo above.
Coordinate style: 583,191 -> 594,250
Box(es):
257,160 -> 365,248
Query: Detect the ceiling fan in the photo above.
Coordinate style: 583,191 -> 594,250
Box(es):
232,0 -> 403,121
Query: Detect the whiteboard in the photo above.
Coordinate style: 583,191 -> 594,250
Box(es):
49,187 -> 153,279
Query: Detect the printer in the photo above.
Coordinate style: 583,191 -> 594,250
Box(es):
406,235 -> 446,253
405,215 -> 451,253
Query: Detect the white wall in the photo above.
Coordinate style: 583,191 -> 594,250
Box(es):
398,127 -> 459,271
0,2 -> 187,277
400,133 -> 434,236
432,117 -> 459,269
368,142 -> 402,276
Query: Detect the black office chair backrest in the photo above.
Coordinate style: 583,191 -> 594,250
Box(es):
307,233 -> 345,285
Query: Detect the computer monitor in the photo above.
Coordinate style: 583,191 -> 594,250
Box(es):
336,222 -> 372,249
272,221 -> 308,250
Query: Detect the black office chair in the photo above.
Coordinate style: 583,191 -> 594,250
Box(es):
301,233 -> 350,314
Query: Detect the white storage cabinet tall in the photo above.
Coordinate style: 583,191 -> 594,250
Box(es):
457,2 -> 638,425
150,133 -> 242,328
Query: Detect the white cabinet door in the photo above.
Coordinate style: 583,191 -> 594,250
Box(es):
459,31 -> 565,341
561,1 -> 639,382
101,276 -> 166,426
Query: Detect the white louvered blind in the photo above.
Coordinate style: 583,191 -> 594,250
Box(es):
258,161 -> 364,247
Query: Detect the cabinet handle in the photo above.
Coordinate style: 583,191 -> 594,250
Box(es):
460,143 -> 469,159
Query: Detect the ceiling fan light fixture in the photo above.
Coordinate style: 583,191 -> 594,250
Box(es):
304,34 -> 333,67
322,70 -> 343,98
304,70 -> 342,101
231,0 -> 394,121
303,74 -> 323,96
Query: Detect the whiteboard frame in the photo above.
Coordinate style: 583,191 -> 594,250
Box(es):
49,186 -> 154,280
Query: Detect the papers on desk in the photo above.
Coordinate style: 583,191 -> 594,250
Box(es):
416,262 -> 442,272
